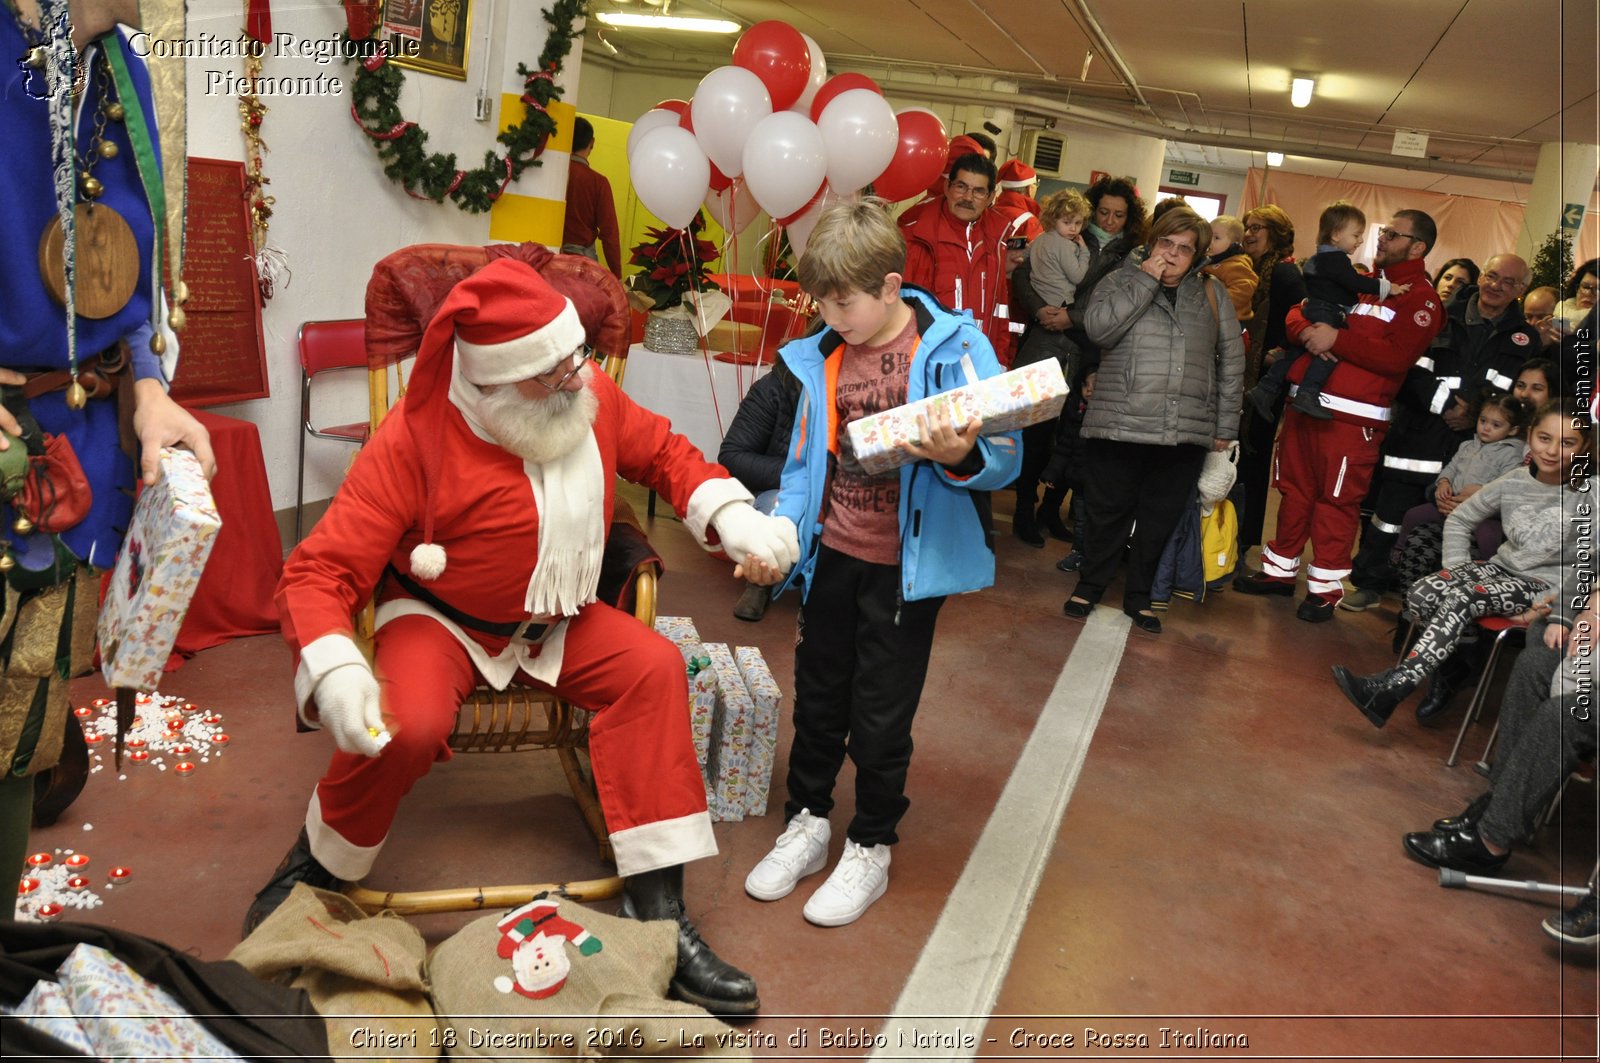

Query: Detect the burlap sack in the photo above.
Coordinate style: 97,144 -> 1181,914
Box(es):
228,884 -> 441,1061
427,898 -> 751,1060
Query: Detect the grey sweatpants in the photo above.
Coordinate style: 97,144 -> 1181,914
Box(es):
1478,623 -> 1598,849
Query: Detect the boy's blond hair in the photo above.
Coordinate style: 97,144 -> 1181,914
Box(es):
1040,188 -> 1091,230
1211,214 -> 1244,245
796,197 -> 906,298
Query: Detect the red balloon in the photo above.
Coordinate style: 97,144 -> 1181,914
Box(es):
873,111 -> 949,202
709,162 -> 732,193
809,73 -> 881,124
677,106 -> 694,133
731,20 -> 810,112
655,99 -> 690,116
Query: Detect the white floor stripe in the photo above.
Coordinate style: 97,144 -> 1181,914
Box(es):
869,607 -> 1130,1060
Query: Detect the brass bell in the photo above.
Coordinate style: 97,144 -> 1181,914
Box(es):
24,46 -> 46,69
13,516 -> 33,536
66,381 -> 88,410
176,280 -> 190,304
0,553 -> 15,574
149,332 -> 166,355
80,174 -> 103,199
104,101 -> 125,121
168,306 -> 186,330
97,140 -> 118,159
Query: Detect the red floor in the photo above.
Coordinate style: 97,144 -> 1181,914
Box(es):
20,483 -> 1600,1060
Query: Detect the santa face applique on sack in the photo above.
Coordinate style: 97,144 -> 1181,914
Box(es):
492,897 -> 603,999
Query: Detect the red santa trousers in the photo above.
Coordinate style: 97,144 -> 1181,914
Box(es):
1261,409 -> 1385,604
305,603 -> 715,880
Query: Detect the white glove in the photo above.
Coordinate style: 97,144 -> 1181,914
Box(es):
712,502 -> 799,576
314,663 -> 389,758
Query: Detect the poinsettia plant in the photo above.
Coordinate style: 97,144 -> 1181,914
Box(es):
628,212 -> 719,310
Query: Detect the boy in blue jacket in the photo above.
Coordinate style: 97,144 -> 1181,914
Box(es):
738,198 -> 1020,926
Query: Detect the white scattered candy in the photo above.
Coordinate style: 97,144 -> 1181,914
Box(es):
82,823 -> 92,831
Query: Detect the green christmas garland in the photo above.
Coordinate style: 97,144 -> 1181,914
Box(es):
347,0 -> 587,213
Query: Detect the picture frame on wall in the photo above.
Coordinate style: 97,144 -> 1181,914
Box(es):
381,0 -> 473,81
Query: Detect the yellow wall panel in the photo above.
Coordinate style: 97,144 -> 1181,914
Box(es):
488,192 -> 566,245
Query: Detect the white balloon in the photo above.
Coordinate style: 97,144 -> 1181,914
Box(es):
784,187 -> 855,257
629,126 -> 711,230
704,181 -> 762,236
790,33 -> 827,115
626,109 -> 682,162
741,111 -> 827,221
816,89 -> 899,196
691,66 -> 772,178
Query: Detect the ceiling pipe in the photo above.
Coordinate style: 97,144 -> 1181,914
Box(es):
582,51 -> 1534,184
1065,0 -> 1154,116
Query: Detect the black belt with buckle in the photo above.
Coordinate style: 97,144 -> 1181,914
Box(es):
386,564 -> 548,640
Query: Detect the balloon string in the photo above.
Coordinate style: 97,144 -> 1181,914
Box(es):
682,224 -> 725,439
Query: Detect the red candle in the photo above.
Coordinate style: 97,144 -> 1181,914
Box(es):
73,706 -> 93,718
18,877 -> 40,895
25,853 -> 51,868
128,749 -> 149,762
35,902 -> 63,920
66,875 -> 90,891
108,866 -> 132,882
211,733 -> 230,745
64,853 -> 89,869
174,761 -> 195,776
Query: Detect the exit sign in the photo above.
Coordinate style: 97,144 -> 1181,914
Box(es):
1168,169 -> 1201,186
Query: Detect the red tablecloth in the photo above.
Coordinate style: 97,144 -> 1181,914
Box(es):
170,409 -> 282,659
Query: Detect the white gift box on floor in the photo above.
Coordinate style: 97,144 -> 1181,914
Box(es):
846,358 -> 1068,475
702,642 -> 753,822
98,449 -> 221,692
653,616 -> 718,779
3,979 -> 96,1055
57,944 -> 240,1060
734,646 -> 782,816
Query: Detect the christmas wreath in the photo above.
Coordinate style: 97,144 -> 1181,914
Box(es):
628,214 -> 720,310
346,0 -> 587,213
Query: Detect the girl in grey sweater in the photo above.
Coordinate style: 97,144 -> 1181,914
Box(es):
1334,398 -> 1594,727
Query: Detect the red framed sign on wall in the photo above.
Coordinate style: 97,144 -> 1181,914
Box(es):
167,157 -> 269,407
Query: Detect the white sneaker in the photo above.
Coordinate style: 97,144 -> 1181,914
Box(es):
744,810 -> 830,901
802,840 -> 890,927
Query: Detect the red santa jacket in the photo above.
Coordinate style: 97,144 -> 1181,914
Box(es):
898,199 -> 1013,359
1284,255 -> 1443,428
277,371 -> 739,671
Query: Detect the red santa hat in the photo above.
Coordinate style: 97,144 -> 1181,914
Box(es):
403,258 -> 585,580
997,159 -> 1037,189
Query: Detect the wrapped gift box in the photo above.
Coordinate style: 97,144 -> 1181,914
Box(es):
57,944 -> 239,1060
3,979 -> 95,1055
734,646 -> 782,816
98,449 -> 221,691
653,617 -> 719,779
702,642 -> 754,822
846,359 -> 1069,475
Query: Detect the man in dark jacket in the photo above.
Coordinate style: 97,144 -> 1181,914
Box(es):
1341,253 -> 1538,612
718,362 -> 801,620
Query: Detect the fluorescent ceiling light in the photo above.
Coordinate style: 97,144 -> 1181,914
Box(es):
1267,152 -> 1284,167
595,12 -> 740,33
1290,76 -> 1315,108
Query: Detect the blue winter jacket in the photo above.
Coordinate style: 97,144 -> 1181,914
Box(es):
773,287 -> 1022,603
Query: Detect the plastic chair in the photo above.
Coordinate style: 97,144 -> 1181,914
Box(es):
342,244 -> 648,916
295,319 -> 371,544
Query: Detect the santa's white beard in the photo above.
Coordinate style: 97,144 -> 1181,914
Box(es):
477,367 -> 600,466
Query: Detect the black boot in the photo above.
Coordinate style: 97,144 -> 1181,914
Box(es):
1415,650 -> 1474,725
1037,485 -> 1071,541
1330,665 -> 1418,729
620,866 -> 760,1016
243,828 -> 342,937
1432,792 -> 1492,834
1012,498 -> 1044,547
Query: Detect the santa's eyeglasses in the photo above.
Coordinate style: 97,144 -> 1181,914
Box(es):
532,346 -> 594,391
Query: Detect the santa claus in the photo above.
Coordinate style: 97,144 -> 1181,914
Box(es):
244,259 -> 797,1016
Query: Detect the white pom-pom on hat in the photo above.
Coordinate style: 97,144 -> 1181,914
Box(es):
410,542 -> 447,581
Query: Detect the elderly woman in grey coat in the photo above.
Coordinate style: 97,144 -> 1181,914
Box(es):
1062,208 -> 1245,633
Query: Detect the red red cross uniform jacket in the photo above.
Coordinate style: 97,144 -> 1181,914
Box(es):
1261,255 -> 1444,602
276,370 -> 752,880
899,199 -> 1014,360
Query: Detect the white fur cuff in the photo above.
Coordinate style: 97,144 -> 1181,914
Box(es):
683,477 -> 755,548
